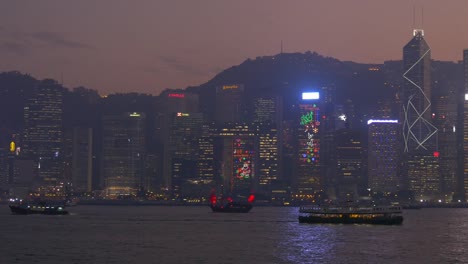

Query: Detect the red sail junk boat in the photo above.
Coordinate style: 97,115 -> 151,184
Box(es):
209,193 -> 255,213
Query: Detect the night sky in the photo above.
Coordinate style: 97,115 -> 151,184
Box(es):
1,0 -> 467,95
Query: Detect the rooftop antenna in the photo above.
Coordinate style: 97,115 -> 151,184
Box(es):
281,40 -> 283,54
413,5 -> 415,28
61,72 -> 64,86
422,6 -> 424,28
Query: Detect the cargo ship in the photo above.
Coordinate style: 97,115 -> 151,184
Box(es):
298,205 -> 403,225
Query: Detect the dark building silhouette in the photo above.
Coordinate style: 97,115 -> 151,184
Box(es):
460,50 -> 468,201
72,127 -> 93,193
23,80 -> 64,188
334,125 -> 363,200
215,84 -> 247,124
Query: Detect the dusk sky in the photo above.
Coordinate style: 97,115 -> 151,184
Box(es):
1,0 -> 468,95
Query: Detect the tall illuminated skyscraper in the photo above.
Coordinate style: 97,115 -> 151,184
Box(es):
367,120 -> 400,193
102,112 -> 145,197
295,92 -> 321,196
252,96 -> 282,196
156,91 -> 199,192
23,79 -> 64,188
401,29 -> 440,200
169,112 -> 204,198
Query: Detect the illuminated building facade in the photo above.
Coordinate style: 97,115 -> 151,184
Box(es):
156,91 -> 199,192
296,92 -> 321,195
169,112 -> 204,198
433,93 -> 457,199
256,124 -> 279,195
402,29 -> 440,199
102,112 -> 145,197
197,123 -> 215,184
252,96 -> 282,196
23,79 -> 64,187
367,120 -> 400,193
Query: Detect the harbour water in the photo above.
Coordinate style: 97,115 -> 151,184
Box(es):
1,205 -> 467,264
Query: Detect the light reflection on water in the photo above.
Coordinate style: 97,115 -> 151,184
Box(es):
1,206 -> 468,264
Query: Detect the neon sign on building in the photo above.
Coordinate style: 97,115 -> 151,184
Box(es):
300,104 -> 320,163
168,93 -> 185,98
222,85 -> 239,90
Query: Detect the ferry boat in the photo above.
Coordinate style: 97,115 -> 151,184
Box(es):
298,205 -> 403,225
9,202 -> 69,215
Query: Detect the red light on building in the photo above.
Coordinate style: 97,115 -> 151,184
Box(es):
247,194 -> 255,203
168,93 -> 185,98
433,151 -> 440,158
210,193 -> 217,204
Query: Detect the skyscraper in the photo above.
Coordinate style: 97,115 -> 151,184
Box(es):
367,120 -> 400,194
460,50 -> 468,200
295,92 -> 322,197
252,96 -> 282,197
335,125 -> 363,199
215,84 -> 247,124
23,79 -> 64,188
155,91 -> 199,193
71,127 -> 93,192
169,112 -> 204,198
102,112 -> 145,197
401,29 -> 440,200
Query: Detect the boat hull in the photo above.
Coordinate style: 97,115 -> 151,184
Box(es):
9,205 -> 69,215
298,215 -> 403,225
210,203 -> 252,213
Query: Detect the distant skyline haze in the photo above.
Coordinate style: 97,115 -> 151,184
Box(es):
1,0 -> 467,95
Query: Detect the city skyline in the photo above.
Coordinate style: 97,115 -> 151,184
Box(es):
1,0 -> 468,95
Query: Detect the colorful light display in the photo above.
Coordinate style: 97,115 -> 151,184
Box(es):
233,138 -> 254,180
300,105 -> 320,163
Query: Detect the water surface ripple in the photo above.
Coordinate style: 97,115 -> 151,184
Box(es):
0,205 -> 467,264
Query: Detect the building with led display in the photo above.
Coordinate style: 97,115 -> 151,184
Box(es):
102,112 -> 145,197
367,120 -> 400,194
295,92 -> 322,196
23,79 -> 64,188
401,29 -> 440,200
214,124 -> 256,200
